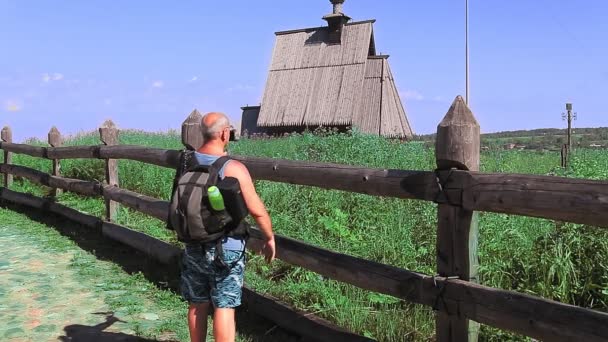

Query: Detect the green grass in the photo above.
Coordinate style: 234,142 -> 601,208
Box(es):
2,130 -> 608,341
0,208 -> 190,341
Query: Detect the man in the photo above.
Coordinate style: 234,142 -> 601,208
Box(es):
180,112 -> 276,342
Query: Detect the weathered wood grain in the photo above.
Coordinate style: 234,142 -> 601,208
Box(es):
0,164 -> 100,196
48,126 -> 62,147
246,227 -> 431,304
234,155 -> 438,201
0,143 -> 180,168
47,201 -> 101,228
102,186 -> 168,221
241,287 -> 374,342
462,172 -> 608,227
0,142 -> 46,157
46,145 -> 100,159
101,222 -> 180,265
182,109 -> 204,150
1,141 -> 608,227
100,120 -> 119,222
0,163 -> 167,220
0,187 -> 100,228
435,95 -> 480,342
97,145 -> 180,168
48,126 -> 63,196
435,96 -> 480,171
1,126 -> 13,188
439,278 -> 608,342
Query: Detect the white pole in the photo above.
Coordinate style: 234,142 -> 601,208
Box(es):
466,0 -> 470,105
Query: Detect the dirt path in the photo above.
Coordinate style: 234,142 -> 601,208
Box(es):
0,206 -> 300,342
0,224 -> 175,341
1,226 -> 98,340
1,225 -> 124,341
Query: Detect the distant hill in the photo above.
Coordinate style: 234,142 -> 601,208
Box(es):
414,127 -> 608,150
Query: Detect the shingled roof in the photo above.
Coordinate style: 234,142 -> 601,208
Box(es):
244,1 -> 413,138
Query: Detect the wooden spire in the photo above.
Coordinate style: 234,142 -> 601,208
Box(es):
182,109 -> 204,150
436,95 -> 480,171
48,126 -> 62,147
1,126 -> 12,143
99,120 -> 119,146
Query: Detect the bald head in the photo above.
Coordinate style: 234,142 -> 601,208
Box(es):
201,112 -> 230,140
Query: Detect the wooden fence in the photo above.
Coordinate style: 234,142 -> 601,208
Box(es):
1,99 -> 608,341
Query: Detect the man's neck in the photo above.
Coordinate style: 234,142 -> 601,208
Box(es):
197,142 -> 227,156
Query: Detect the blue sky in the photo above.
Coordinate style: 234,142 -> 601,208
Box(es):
1,0 -> 607,142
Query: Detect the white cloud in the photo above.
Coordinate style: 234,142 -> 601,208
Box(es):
401,89 -> 425,101
227,84 -> 255,92
189,76 -> 199,82
5,100 -> 22,112
42,72 -> 64,83
152,80 -> 164,88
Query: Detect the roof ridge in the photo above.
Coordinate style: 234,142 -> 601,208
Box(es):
274,19 -> 375,36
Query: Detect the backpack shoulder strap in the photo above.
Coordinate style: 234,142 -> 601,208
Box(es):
205,156 -> 231,184
211,155 -> 232,171
180,150 -> 196,174
167,149 -> 193,230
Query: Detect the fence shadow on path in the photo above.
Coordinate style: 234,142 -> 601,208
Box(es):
3,202 -> 301,342
58,313 -> 172,342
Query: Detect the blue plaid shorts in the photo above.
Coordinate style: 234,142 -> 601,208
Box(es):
180,243 -> 246,308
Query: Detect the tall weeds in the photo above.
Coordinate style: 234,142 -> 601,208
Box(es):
3,130 -> 607,341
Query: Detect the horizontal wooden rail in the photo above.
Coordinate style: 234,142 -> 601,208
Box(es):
101,222 -> 180,265
462,172 -> 608,228
234,155 -> 439,201
230,157 -> 608,228
0,188 -> 370,342
97,145 -> 180,168
0,142 -> 181,168
2,165 -> 608,340
241,288 -> 373,342
46,145 -> 101,159
0,164 -> 100,195
248,230 -> 608,341
3,145 -> 608,227
0,142 -> 46,157
3,143 -> 608,229
0,164 -> 168,220
1,187 -> 101,227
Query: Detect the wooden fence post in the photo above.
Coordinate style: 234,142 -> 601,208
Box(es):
48,126 -> 63,196
182,109 -> 204,150
99,120 -> 119,222
561,143 -> 569,168
435,96 -> 480,342
1,126 -> 13,188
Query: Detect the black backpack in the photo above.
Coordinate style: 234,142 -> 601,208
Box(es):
167,151 -> 248,244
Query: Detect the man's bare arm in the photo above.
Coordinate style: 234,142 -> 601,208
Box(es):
224,161 -> 274,242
